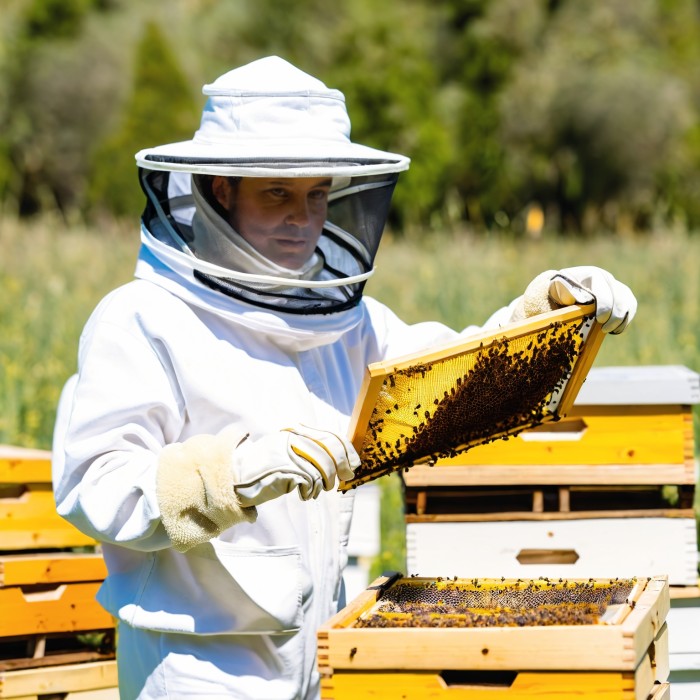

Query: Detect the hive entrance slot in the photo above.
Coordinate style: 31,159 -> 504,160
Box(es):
519,417 -> 588,441
516,548 -> 580,565
440,670 -> 517,688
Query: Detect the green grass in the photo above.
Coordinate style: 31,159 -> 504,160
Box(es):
0,215 -> 135,449
2,216 -> 699,575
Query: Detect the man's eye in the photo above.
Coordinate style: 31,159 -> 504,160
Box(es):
309,190 -> 329,200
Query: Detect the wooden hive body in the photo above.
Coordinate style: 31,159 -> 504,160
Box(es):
318,573 -> 670,700
0,446 -> 117,699
1,446 -> 97,550
404,365 -> 699,484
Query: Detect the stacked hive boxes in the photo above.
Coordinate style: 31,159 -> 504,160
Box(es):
318,572 -> 671,699
403,364 -> 699,698
0,446 -> 118,700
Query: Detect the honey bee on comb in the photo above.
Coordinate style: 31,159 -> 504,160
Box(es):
353,576 -> 638,629
342,305 -> 604,490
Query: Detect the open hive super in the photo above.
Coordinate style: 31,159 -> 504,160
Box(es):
353,575 -> 638,629
318,573 -> 670,700
342,304 -> 604,491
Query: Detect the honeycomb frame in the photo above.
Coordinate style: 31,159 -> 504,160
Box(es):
342,304 -> 604,491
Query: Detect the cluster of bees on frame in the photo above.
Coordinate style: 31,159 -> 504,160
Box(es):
353,576 -> 640,629
353,317 -> 592,484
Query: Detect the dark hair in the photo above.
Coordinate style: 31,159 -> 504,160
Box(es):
194,174 -> 241,219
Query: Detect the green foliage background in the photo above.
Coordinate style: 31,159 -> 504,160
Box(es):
2,0 -> 700,231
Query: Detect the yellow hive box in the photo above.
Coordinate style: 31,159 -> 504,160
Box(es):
0,552 -> 113,670
0,446 -> 97,550
0,576 -> 113,638
318,573 -> 669,700
404,365 -> 699,488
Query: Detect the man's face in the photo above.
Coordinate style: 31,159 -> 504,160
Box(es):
213,176 -> 331,270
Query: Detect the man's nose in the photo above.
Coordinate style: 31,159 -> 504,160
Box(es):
285,197 -> 311,226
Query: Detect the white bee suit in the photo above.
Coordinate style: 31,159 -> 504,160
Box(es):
52,227 -> 462,700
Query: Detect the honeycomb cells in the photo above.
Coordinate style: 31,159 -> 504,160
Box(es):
354,577 -> 638,628
354,316 -> 591,483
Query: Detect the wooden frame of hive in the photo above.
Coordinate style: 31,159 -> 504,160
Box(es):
0,660 -> 118,699
0,446 -> 96,550
318,573 -> 669,700
342,304 -> 604,491
0,553 -> 112,640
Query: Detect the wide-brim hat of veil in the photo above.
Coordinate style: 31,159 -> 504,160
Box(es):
135,56 -> 409,178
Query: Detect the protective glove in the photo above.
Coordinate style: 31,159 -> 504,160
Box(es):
549,266 -> 637,334
232,425 -> 360,508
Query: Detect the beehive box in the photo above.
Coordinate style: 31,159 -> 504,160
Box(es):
667,582 -> 700,700
0,446 -> 97,550
406,517 -> 698,586
0,446 -> 115,678
318,573 -> 669,699
0,552 -> 114,674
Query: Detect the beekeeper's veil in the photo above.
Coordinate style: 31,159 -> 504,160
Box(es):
136,56 -> 409,314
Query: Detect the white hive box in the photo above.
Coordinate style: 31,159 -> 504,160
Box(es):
667,583 -> 700,700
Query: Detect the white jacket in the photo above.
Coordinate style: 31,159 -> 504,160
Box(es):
52,229 -> 470,699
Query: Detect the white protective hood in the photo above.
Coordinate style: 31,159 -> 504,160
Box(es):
135,56 -> 410,314
134,225 -> 368,352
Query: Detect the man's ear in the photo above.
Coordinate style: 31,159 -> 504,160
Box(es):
211,176 -> 232,210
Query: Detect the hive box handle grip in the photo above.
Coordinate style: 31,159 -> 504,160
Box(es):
516,548 -> 580,565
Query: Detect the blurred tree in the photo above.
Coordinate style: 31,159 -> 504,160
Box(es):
87,20 -> 199,219
2,0 -> 700,232
444,0 -> 547,228
499,0 -> 698,233
325,0 -> 459,230
0,0 -> 132,217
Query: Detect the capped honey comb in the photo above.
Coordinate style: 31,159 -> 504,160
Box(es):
342,304 -> 604,490
353,576 -> 639,629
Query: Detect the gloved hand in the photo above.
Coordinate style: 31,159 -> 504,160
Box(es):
549,266 -> 637,334
232,425 -> 360,507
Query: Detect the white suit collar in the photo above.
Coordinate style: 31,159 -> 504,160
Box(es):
134,226 -> 364,352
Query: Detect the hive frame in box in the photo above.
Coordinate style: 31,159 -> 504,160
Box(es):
342,304 -> 604,491
317,572 -> 669,674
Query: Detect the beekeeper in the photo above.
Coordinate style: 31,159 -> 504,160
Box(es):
52,56 -> 637,700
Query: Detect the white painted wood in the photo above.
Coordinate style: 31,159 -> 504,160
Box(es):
668,673 -> 700,700
575,365 -> 700,405
670,653 -> 700,671
406,517 -> 698,585
667,599 -> 700,655
347,483 -> 380,557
